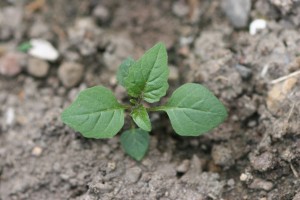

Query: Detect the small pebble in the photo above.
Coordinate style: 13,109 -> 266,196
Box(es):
109,76 -> 117,86
240,172 -> 253,182
0,52 -> 23,77
249,178 -> 274,191
89,182 -> 113,194
178,46 -> 190,57
93,5 -> 110,23
212,144 -> 234,167
0,7 -> 23,40
107,161 -> 116,171
58,62 -> 84,88
172,1 -> 189,18
60,173 -> 69,180
235,64 -> 252,79
247,120 -> 257,127
27,57 -> 49,78
31,146 -> 43,156
53,162 -> 61,172
125,166 -> 142,184
281,148 -> 295,162
176,159 -> 190,173
29,19 -> 50,38
222,0 -> 251,28
227,179 -> 235,187
5,107 -> 15,126
249,19 -> 267,35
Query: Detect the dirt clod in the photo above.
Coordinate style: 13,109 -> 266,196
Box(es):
267,77 -> 298,115
212,144 -> 234,167
250,152 -> 274,172
293,192 -> 300,200
58,62 -> 84,88
249,178 -> 274,191
0,52 -> 24,77
125,166 -> 142,184
176,159 -> 190,173
27,57 -> 49,78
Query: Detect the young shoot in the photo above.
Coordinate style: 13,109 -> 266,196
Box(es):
61,43 -> 227,161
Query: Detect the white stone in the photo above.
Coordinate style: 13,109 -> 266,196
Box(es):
249,19 -> 267,35
28,39 -> 59,61
6,107 -> 15,125
32,146 -> 43,156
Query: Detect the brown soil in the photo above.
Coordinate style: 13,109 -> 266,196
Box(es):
0,0 -> 299,200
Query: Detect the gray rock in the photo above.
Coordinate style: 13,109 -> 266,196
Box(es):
172,1 -> 189,18
125,166 -> 142,183
212,144 -> 234,167
0,52 -> 24,77
235,64 -> 252,79
250,152 -> 274,172
221,0 -> 251,28
176,159 -> 190,173
227,179 -> 235,187
58,62 -> 84,88
93,5 -> 110,24
0,7 -> 23,39
29,18 -> 50,38
240,172 -> 253,182
27,57 -> 50,78
249,178 -> 274,191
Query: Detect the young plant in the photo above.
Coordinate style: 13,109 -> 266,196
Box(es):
61,43 -> 227,161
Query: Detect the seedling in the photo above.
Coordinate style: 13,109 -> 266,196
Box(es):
61,43 -> 227,161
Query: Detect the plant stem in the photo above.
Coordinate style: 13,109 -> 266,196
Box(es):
146,106 -> 165,112
122,104 -> 132,110
130,116 -> 135,129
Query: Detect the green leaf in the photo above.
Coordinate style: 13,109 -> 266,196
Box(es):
61,86 -> 125,139
124,42 -> 169,103
18,42 -> 32,52
120,129 -> 150,161
132,106 -> 151,131
116,57 -> 135,87
160,83 -> 227,136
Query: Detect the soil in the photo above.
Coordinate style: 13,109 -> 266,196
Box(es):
0,0 -> 300,200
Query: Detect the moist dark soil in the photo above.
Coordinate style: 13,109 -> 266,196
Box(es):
0,0 -> 299,200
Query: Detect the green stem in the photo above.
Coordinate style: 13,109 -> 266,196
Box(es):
122,104 -> 132,110
130,116 -> 135,129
